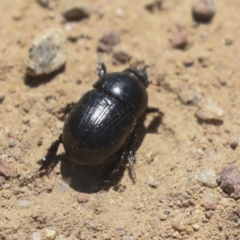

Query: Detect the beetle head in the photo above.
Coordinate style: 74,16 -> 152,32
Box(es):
124,67 -> 150,88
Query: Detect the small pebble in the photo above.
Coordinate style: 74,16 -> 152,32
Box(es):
17,199 -> 31,208
220,164 -> 240,200
170,31 -> 188,49
8,139 -> 16,148
159,213 -> 168,221
22,115 -> 31,124
178,89 -> 202,105
112,44 -> 130,64
227,136 -> 238,150
197,51 -> 210,67
97,30 -> 121,53
26,28 -> 66,76
172,231 -> 179,238
58,235 -> 66,240
171,219 -> 185,231
205,210 -> 214,219
62,1 -> 90,21
0,93 -> 5,103
192,223 -> 200,231
224,35 -> 233,46
195,99 -> 224,123
37,139 -> 43,146
36,0 -> 50,8
12,9 -> 23,21
186,226 -> 194,234
192,0 -> 216,23
45,229 -> 57,240
148,176 -> 159,188
0,154 -> 8,160
77,193 -> 90,203
201,192 -> 217,210
183,57 -> 194,67
219,197 -> 235,207
115,8 -> 124,18
122,236 -> 133,240
197,169 -> 217,188
32,232 -> 42,240
182,200 -> 190,207
204,147 -> 215,159
0,163 -> 11,177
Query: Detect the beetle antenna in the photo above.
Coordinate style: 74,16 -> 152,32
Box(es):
97,53 -> 107,77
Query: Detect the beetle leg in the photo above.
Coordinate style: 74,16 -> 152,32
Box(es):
58,102 -> 75,120
39,134 -> 63,175
102,131 -> 137,189
145,107 -> 164,117
19,134 -> 62,186
102,154 -> 123,190
124,131 -> 137,183
97,53 -> 107,77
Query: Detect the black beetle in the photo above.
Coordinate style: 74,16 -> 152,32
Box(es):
32,57 -> 162,186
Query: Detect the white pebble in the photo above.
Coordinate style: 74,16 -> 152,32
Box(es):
195,99 -> 223,122
17,199 -> 31,208
192,223 -> 200,231
197,169 -> 217,188
32,232 -> 42,240
45,229 -> 57,240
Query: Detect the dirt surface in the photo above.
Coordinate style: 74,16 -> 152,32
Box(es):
1,0 -> 240,239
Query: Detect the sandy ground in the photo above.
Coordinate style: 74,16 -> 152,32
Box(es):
1,0 -> 240,239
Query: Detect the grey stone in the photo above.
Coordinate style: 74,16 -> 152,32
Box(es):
26,28 -> 66,76
197,169 -> 217,188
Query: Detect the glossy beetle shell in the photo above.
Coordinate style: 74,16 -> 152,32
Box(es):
62,71 -> 148,165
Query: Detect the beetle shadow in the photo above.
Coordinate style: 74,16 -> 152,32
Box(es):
58,151 -> 124,193
135,113 -> 163,148
58,112 -> 163,193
